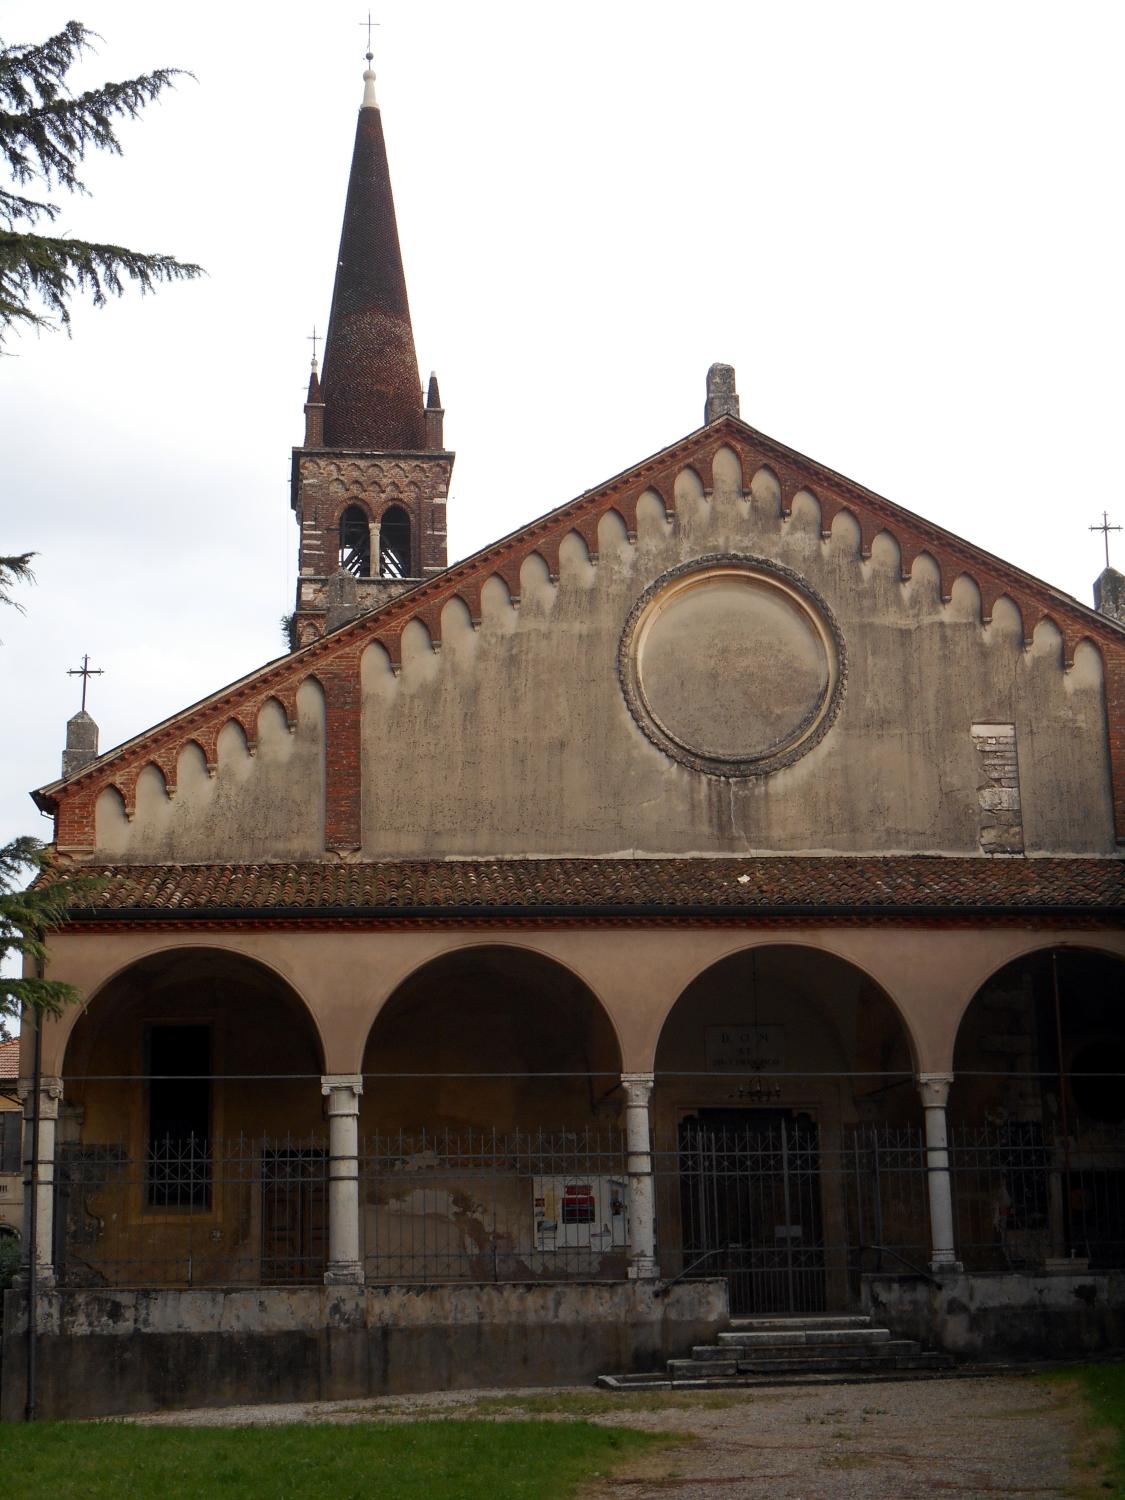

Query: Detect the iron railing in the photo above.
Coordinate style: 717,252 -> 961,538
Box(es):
360,1127 -> 631,1283
51,1120 -> 1125,1296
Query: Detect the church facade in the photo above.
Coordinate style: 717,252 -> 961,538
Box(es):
7,57 -> 1125,1419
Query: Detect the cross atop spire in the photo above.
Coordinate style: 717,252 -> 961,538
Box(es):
1090,510 -> 1122,570
66,652 -> 103,713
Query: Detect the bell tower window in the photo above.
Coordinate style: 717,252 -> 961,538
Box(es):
339,506 -> 372,577
379,505 -> 412,579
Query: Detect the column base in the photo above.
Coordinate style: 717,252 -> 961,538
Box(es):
12,1267 -> 57,1291
627,1258 -> 660,1281
324,1262 -> 365,1286
928,1258 -> 964,1276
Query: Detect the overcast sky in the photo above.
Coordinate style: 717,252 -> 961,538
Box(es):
3,0 -> 1124,870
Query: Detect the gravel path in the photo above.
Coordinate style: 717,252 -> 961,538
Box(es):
124,1375 -> 1084,1499
575,1378 -> 1079,1499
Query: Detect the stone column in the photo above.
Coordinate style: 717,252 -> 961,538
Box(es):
622,1072 -> 659,1279
917,1072 -> 962,1273
18,1075 -> 63,1288
321,1075 -> 364,1284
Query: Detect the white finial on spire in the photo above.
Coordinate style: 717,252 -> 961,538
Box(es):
361,11 -> 379,108
362,58 -> 378,108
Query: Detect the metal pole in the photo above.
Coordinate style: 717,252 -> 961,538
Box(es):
1052,952 -> 1073,1257
781,1119 -> 794,1312
24,1008 -> 43,1422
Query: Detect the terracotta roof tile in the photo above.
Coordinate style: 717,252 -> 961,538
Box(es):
0,1038 -> 20,1080
41,856 -> 1125,920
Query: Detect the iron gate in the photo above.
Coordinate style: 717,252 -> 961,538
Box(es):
678,1110 -> 827,1315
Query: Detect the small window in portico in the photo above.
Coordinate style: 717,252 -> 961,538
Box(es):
146,1024 -> 211,1209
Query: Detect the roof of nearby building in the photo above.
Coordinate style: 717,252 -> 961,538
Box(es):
42,856 -> 1124,921
0,1039 -> 19,1080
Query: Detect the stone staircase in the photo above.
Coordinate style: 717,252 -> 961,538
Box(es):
598,1314 -> 955,1390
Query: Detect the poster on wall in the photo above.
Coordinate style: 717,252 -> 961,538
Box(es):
532,1176 -> 629,1251
704,1024 -> 786,1073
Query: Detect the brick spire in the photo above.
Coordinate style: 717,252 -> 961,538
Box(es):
319,63 -> 425,450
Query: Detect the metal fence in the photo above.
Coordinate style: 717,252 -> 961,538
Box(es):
52,1119 -> 1125,1297
55,1136 -> 329,1288
361,1127 -> 631,1283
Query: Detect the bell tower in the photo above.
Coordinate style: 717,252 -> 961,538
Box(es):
289,51 -> 453,646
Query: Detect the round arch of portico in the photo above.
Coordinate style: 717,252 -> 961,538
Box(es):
645,938 -> 923,1080
38,935 -> 329,1080
353,938 -> 628,1078
944,933 -> 1125,1075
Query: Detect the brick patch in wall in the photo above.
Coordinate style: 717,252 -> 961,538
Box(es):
972,722 -> 1024,855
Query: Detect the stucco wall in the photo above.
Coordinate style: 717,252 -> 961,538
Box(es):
93,680 -> 325,862
358,454 -> 1113,857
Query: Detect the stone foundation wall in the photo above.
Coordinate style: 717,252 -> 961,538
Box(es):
863,1271 -> 1125,1357
1,1279 -> 728,1422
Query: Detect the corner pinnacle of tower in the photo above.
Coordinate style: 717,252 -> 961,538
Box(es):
424,371 -> 445,450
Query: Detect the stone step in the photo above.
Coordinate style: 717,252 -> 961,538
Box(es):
718,1326 -> 892,1348
690,1336 -> 910,1363
728,1314 -> 875,1331
597,1364 -> 957,1392
672,1341 -> 933,1371
668,1350 -> 951,1379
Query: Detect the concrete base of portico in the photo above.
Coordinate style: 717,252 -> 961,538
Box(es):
862,1270 -> 1125,1358
1,1278 -> 729,1422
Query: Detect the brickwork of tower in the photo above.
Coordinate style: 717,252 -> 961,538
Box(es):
289,61 -> 453,647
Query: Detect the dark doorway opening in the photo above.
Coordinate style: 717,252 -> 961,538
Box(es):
678,1108 -> 826,1315
146,1024 -> 212,1208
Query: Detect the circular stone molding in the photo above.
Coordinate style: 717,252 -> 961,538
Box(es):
618,555 -> 846,778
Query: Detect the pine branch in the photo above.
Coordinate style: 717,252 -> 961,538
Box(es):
0,550 -> 35,611
0,185 -> 58,229
1,71 -> 191,196
0,22 -> 202,339
0,229 -> 203,336
0,837 -> 105,1021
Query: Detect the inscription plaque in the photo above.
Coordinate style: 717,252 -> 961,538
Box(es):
704,1024 -> 786,1073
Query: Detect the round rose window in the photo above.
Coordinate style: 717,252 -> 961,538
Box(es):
618,556 -> 846,777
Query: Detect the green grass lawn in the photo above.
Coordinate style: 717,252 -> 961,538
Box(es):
1041,1363 -> 1125,1496
0,1418 -> 669,1500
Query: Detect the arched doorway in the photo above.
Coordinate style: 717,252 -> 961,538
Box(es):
653,945 -> 922,1314
57,947 -> 326,1287
953,946 -> 1125,1273
359,945 -> 624,1283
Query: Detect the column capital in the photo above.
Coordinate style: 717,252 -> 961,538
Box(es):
916,1072 -> 954,1108
621,1071 -> 655,1101
321,1073 -> 364,1097
17,1075 -> 64,1116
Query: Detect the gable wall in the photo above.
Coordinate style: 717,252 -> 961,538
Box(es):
61,426 -> 1122,862
358,454 -> 1113,857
